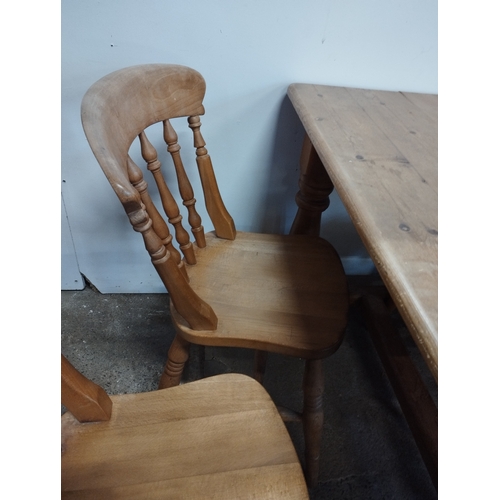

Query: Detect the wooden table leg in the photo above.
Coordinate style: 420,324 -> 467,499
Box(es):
290,134 -> 334,237
290,133 -> 333,489
361,294 -> 438,489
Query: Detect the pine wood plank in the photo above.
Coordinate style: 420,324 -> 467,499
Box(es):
63,410 -> 295,489
401,91 -> 438,122
62,464 -> 306,499
62,374 -> 308,499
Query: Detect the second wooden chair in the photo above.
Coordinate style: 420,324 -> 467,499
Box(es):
62,354 -> 309,498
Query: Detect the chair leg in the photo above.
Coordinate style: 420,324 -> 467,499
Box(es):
302,358 -> 324,488
253,350 -> 268,384
159,334 -> 190,389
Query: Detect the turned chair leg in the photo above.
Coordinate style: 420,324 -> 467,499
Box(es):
302,358 -> 324,488
253,350 -> 268,384
159,334 -> 190,389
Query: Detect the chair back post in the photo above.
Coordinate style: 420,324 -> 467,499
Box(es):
127,204 -> 218,330
188,115 -> 236,239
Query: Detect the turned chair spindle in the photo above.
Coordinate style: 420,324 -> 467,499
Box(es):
139,131 -> 197,265
164,119 -> 206,249
126,156 -> 186,278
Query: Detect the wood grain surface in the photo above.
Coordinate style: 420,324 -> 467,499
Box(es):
62,373 -> 309,499
171,231 -> 348,359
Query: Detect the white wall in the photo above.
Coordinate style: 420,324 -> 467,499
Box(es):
62,0 -> 437,292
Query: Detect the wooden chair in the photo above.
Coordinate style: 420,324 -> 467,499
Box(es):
81,64 -> 349,487
61,354 -> 309,498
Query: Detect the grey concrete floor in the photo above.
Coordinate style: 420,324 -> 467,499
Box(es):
62,284 -> 437,499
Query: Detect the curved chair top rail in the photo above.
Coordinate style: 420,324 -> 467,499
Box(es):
81,64 -> 206,213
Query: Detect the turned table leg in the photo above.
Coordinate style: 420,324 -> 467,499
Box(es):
290,134 -> 334,237
290,134 -> 332,489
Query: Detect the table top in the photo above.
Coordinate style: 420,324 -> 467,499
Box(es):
288,83 -> 438,380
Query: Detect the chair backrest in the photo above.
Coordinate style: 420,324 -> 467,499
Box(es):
81,64 -> 236,330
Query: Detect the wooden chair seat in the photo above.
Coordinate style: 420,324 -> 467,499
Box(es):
62,371 -> 309,499
171,231 -> 348,358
